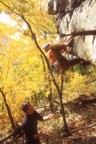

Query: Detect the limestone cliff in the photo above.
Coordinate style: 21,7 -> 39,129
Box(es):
48,0 -> 96,65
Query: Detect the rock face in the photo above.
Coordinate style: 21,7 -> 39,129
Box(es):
48,0 -> 96,65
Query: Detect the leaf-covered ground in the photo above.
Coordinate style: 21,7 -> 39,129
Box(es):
38,95 -> 96,144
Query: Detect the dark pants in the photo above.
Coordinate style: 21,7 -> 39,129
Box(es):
51,46 -> 85,71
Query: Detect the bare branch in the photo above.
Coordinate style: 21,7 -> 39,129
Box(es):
0,88 -> 15,129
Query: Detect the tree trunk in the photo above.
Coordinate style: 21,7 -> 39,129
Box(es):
0,88 -> 15,129
58,71 -> 69,133
48,93 -> 54,112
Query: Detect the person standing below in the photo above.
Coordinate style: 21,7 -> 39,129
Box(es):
21,101 -> 54,144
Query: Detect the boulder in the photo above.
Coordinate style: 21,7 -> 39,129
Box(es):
48,0 -> 96,65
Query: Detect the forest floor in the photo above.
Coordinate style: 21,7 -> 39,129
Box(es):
1,95 -> 96,144
38,94 -> 96,144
